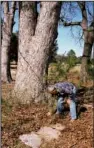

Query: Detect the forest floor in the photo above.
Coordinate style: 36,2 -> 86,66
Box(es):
1,63 -> 94,148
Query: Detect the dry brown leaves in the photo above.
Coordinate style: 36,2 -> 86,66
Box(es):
1,82 -> 93,148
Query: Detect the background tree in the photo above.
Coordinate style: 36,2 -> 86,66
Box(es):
10,32 -> 18,63
44,39 -> 58,85
60,1 -> 94,83
1,1 -> 16,82
13,2 -> 61,103
78,2 -> 94,83
1,18 -> 3,42
66,49 -> 77,68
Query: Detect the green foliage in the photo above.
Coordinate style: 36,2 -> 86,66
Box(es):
67,49 -> 76,57
55,61 -> 67,79
48,49 -> 79,83
48,61 -> 69,83
66,49 -> 77,68
76,56 -> 82,64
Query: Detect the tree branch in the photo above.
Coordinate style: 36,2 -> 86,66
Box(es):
78,1 -> 85,11
64,21 -> 81,26
78,2 -> 88,29
86,4 -> 93,18
3,2 -> 9,14
60,18 -> 81,26
10,1 -> 16,14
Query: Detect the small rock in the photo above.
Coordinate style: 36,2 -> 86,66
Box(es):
47,112 -> 52,116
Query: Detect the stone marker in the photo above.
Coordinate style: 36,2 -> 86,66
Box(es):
37,126 -> 61,142
19,132 -> 42,148
19,124 -> 66,148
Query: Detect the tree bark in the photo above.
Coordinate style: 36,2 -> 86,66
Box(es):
80,42 -> 93,83
1,2 -> 16,82
78,2 -> 94,83
80,28 -> 94,83
80,12 -> 94,84
13,2 -> 61,103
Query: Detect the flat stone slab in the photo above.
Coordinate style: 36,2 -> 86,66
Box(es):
37,126 -> 61,141
19,132 -> 42,148
19,124 -> 65,148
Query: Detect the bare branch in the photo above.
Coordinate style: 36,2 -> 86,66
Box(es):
9,1 -> 16,14
60,18 -> 81,26
87,5 -> 93,18
64,21 -> 81,26
78,1 -> 88,29
78,1 -> 85,10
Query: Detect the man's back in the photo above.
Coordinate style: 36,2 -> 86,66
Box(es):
55,82 -> 76,94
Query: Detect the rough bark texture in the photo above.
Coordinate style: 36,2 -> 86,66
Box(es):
80,42 -> 93,83
78,2 -> 94,83
13,2 -> 61,104
1,2 -> 16,82
80,27 -> 94,83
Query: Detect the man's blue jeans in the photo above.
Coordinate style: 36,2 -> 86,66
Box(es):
56,87 -> 77,120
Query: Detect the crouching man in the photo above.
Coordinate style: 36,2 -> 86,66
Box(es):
47,82 -> 77,122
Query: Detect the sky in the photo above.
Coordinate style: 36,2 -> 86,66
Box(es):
13,2 -> 93,57
57,25 -> 84,57
13,14 -> 83,57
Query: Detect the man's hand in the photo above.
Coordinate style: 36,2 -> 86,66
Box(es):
49,89 -> 58,95
66,98 -> 71,105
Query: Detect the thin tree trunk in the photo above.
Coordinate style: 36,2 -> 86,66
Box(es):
13,2 -> 61,104
44,61 -> 49,86
80,42 -> 93,83
1,2 -> 16,82
78,2 -> 94,83
80,25 -> 94,83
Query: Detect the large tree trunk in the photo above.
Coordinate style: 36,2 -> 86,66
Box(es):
1,2 -> 16,82
13,2 -> 61,103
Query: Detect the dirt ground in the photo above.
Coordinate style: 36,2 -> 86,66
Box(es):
1,81 -> 93,148
1,64 -> 94,148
